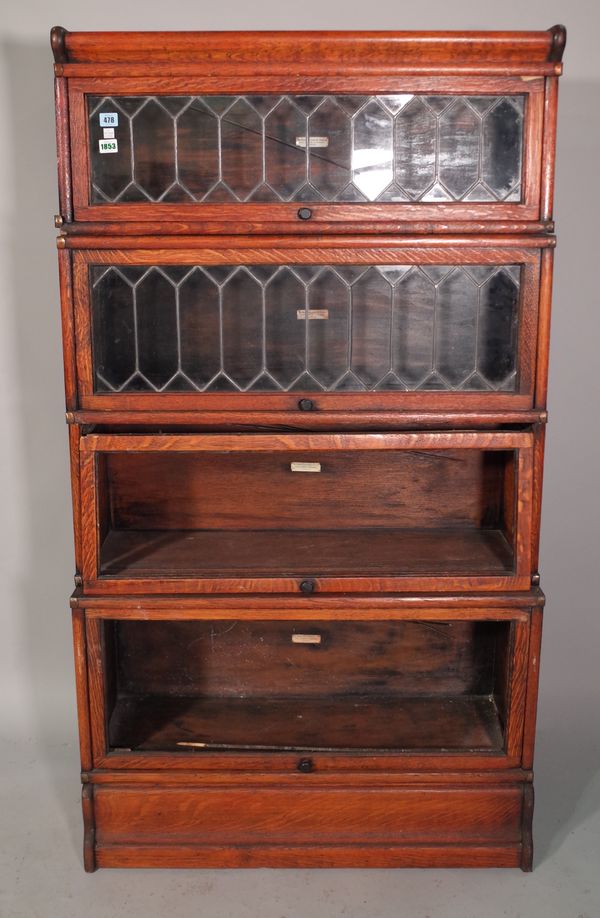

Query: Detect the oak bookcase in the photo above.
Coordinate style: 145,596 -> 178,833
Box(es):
52,25 -> 565,870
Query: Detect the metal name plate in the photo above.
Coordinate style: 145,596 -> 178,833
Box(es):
290,462 -> 322,473
295,136 -> 329,148
296,309 -> 329,320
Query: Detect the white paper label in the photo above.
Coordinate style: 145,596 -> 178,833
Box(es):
99,139 -> 119,154
99,112 -> 119,127
103,127 -> 115,139
295,136 -> 329,148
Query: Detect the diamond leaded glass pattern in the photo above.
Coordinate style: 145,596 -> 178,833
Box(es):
88,95 -> 524,204
91,264 -> 520,393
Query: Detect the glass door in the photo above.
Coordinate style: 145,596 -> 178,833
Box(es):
71,240 -> 547,417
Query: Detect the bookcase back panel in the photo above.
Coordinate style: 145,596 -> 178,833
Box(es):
103,449 -> 508,532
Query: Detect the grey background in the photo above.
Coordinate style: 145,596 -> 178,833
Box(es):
0,1 -> 598,915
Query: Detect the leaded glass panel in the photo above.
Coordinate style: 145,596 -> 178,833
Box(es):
90,264 -> 520,393
88,95 -> 524,205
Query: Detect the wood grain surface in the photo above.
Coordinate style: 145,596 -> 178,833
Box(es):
53,24 -> 563,870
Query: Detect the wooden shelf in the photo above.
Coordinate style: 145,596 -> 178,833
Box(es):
100,527 -> 514,578
109,693 -> 505,754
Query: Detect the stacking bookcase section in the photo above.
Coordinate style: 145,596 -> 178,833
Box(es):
53,27 -> 565,232
79,431 -> 534,595
71,595 -> 544,869
84,610 -> 532,770
68,238 -> 553,425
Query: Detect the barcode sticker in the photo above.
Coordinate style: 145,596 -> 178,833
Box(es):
102,127 -> 115,139
99,112 -> 119,127
99,139 -> 119,154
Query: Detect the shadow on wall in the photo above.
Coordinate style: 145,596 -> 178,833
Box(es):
2,36 -> 599,870
3,39 -> 80,857
532,73 -> 600,865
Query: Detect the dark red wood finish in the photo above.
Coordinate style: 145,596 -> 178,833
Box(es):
73,596 -> 542,870
52,26 -> 563,871
77,430 -> 535,595
53,27 -> 564,234
68,237 -> 548,421
65,74 -> 546,232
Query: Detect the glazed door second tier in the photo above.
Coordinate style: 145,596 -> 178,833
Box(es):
71,239 -> 551,420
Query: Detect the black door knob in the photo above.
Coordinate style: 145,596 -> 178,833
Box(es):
300,580 -> 316,594
297,207 -> 312,220
298,398 -> 314,411
297,758 -> 314,773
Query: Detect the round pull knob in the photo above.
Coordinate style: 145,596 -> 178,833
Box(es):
300,579 -> 316,594
297,207 -> 312,220
297,758 -> 314,773
298,398 -> 314,412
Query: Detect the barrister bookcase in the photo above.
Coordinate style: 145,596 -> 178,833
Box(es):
52,25 -> 565,870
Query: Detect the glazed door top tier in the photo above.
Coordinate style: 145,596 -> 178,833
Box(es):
53,27 -> 565,232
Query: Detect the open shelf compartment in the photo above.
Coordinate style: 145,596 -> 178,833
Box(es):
93,616 -> 521,759
80,431 -> 534,594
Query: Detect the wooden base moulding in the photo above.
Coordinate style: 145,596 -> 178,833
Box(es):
81,777 -> 535,871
